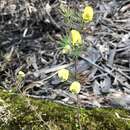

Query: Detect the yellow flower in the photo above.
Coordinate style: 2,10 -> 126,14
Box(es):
69,81 -> 81,94
58,69 -> 69,81
62,45 -> 71,54
82,5 -> 93,22
71,30 -> 82,46
18,71 -> 25,78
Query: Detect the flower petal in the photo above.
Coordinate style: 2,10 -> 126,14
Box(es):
58,69 -> 69,81
82,6 -> 93,22
69,81 -> 81,94
71,30 -> 82,46
62,45 -> 71,54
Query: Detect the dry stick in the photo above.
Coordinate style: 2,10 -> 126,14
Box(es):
75,56 -> 82,130
81,55 -> 130,88
80,55 -> 106,72
33,62 -> 73,76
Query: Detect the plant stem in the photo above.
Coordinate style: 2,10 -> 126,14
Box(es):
74,56 -> 77,80
74,56 -> 82,130
77,94 -> 82,130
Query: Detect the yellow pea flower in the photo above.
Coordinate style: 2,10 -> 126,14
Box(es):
69,81 -> 81,94
71,30 -> 82,46
62,45 -> 71,54
18,71 -> 25,78
82,5 -> 93,22
58,69 -> 69,81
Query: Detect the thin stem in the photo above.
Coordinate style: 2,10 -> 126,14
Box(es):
74,56 -> 77,80
77,94 -> 82,130
74,56 -> 82,130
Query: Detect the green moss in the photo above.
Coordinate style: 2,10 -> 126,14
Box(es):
0,90 -> 130,130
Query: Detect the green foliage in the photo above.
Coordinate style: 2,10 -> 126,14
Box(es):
59,4 -> 82,25
59,33 -> 82,58
59,35 -> 70,48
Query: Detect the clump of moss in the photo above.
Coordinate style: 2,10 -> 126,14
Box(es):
0,90 -> 130,130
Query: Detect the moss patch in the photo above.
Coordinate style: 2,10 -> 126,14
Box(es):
0,90 -> 130,130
